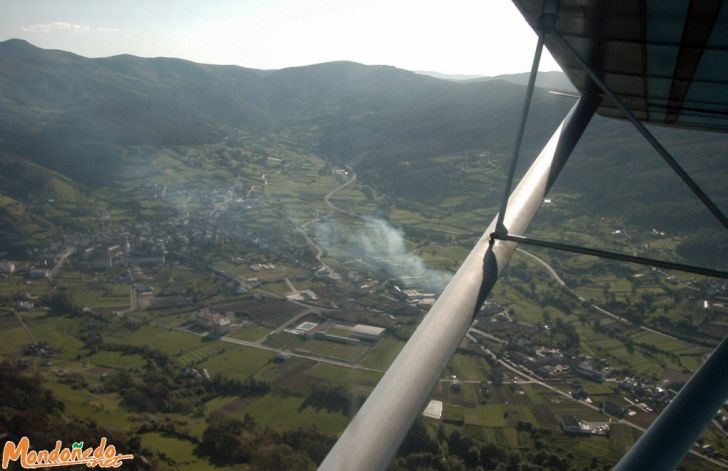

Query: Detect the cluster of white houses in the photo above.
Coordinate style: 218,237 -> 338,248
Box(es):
560,415 -> 611,436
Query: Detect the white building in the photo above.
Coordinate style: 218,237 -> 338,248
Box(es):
350,324 -> 385,342
285,289 -> 318,302
0,262 -> 15,274
294,321 -> 319,333
422,400 -> 443,420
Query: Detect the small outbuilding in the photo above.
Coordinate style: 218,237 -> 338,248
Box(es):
560,415 -> 583,434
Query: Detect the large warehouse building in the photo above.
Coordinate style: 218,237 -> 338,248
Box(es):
350,324 -> 386,342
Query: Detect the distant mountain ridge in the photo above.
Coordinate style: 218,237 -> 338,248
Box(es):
476,71 -> 577,92
0,38 -> 726,244
413,71 -> 487,81
414,69 -> 576,93
0,38 -> 570,183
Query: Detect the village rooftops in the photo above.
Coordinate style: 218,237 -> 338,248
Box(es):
560,415 -> 610,436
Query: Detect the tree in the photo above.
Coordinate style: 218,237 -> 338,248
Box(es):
624,337 -> 635,354
46,291 -> 77,315
198,415 -> 255,465
252,444 -> 315,471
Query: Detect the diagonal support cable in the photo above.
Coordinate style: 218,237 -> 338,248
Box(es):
491,232 -> 728,279
551,30 -> 728,231
495,31 -> 545,234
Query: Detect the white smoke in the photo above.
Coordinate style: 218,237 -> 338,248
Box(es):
356,217 -> 451,291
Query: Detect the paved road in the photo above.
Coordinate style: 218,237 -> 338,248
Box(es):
324,167 -> 358,217
466,333 -> 603,412
14,311 -> 38,345
465,332 -> 727,469
468,324 -> 505,344
253,287 -> 340,313
49,247 -> 74,279
271,308 -> 312,336
516,248 -> 678,341
297,220 -> 329,270
297,168 -> 358,272
284,277 -> 296,292
175,325 -> 384,373
656,268 -> 699,292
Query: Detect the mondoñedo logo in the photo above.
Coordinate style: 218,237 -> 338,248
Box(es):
2,436 -> 133,469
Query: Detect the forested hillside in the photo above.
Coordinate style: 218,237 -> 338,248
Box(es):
1,38 -> 726,242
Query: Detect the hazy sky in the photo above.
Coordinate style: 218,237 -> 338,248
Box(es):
0,0 -> 560,76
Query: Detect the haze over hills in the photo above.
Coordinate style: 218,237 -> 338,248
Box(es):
413,70 -> 487,81
0,38 -> 726,261
0,38 -> 571,187
415,69 -> 577,92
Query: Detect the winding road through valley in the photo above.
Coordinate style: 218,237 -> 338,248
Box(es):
297,167 -> 357,271
516,248 -> 678,341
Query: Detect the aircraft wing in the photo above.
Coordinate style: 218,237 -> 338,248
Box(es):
320,3 -> 728,470
513,0 -> 728,133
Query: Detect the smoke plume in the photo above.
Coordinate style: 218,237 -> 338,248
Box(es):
356,217 -> 451,291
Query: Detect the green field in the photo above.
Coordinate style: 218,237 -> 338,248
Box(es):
104,326 -> 210,357
357,336 -> 404,369
232,393 -> 349,435
448,352 -> 488,381
86,350 -> 146,370
44,380 -> 133,431
265,332 -> 371,363
25,315 -> 85,360
198,345 -> 275,378
465,404 -> 508,427
305,363 -> 383,393
141,432 -> 217,471
227,323 -> 271,342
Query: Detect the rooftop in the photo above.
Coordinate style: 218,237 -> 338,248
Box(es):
422,400 -> 443,420
295,321 -> 319,332
351,324 -> 386,337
